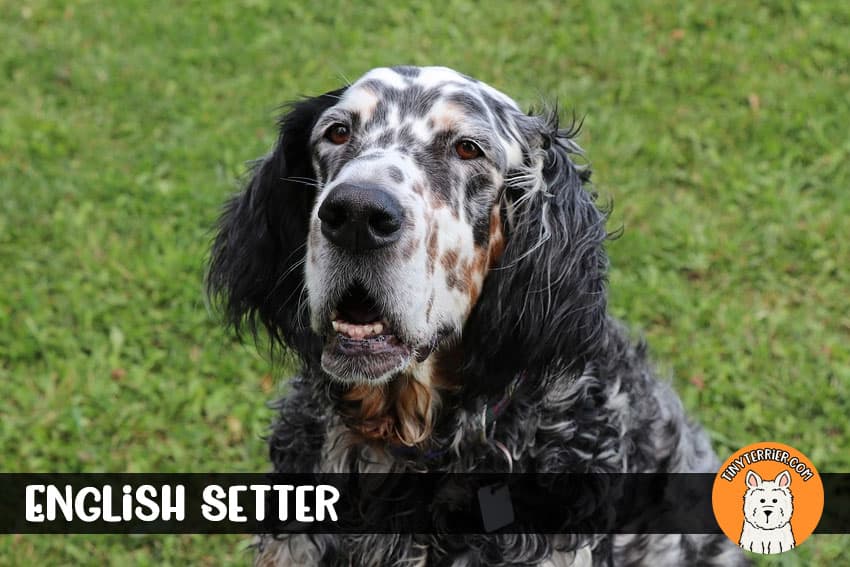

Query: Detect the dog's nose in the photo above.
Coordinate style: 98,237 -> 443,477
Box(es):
318,182 -> 405,252
764,510 -> 772,518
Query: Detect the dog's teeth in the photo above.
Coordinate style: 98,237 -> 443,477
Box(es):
333,318 -> 389,339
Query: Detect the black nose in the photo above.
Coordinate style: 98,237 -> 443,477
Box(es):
764,511 -> 772,518
318,182 -> 405,252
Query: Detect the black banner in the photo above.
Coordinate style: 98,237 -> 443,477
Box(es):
1,473 -> 848,534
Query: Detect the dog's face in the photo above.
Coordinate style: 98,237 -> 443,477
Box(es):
209,65 -> 607,397
304,67 -> 541,383
743,470 -> 793,530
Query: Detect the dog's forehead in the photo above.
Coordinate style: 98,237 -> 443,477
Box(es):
336,66 -> 521,124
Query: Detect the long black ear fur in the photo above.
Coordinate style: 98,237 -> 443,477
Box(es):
461,120 -> 609,397
206,88 -> 345,363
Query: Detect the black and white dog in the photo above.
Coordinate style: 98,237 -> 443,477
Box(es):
208,66 -> 747,565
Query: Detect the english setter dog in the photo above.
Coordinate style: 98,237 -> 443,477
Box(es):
208,66 -> 747,566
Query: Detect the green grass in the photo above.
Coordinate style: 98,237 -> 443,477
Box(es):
1,0 -> 847,564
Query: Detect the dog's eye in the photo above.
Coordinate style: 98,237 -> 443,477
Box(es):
455,140 -> 483,160
772,498 -> 777,503
760,498 -> 765,503
325,123 -> 351,145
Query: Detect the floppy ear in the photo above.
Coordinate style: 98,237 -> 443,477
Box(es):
207,88 -> 346,362
461,114 -> 608,397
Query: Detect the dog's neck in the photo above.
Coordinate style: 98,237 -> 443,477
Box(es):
334,345 -> 465,447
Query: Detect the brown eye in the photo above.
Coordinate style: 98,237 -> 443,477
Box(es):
325,123 -> 350,145
455,139 -> 483,160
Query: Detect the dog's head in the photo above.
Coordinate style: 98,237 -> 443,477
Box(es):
743,470 -> 794,530
209,66 -> 607,395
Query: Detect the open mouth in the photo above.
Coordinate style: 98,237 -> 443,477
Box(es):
332,284 -> 390,340
321,284 -> 413,382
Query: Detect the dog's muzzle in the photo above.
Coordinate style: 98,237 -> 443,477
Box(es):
316,182 -> 415,382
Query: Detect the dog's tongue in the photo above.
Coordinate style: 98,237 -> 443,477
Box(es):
338,285 -> 382,324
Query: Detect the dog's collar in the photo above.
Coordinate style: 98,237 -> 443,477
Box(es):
389,371 -> 527,463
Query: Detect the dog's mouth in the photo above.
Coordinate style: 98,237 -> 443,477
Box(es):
320,284 -> 413,383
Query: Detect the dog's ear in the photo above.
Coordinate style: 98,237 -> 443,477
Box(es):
462,113 -> 608,396
207,88 -> 345,362
775,470 -> 791,488
746,470 -> 763,489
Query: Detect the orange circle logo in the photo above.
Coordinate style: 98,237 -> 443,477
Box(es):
712,441 -> 823,555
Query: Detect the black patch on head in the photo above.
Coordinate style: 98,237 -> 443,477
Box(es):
401,85 -> 443,118
392,65 -> 421,78
480,92 -> 516,139
412,129 -> 458,203
471,210 -> 493,248
388,165 -> 404,183
396,124 -> 415,148
359,78 -> 395,98
445,92 -> 489,120
375,129 -> 395,148
349,111 -> 362,132
466,175 -> 496,246
365,101 -> 389,129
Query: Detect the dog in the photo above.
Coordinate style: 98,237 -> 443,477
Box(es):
208,66 -> 748,565
739,470 -> 795,554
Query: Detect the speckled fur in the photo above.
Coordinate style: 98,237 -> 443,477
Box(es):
208,66 -> 749,566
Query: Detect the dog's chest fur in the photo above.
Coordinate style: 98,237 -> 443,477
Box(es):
255,322 -> 747,566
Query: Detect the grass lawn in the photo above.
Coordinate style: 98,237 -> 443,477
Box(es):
1,1 -> 847,564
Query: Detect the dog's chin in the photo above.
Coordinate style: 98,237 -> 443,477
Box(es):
321,334 -> 414,384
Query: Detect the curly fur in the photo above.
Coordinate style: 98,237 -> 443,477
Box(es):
208,66 -> 748,566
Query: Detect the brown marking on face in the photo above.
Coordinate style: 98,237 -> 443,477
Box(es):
346,85 -> 381,123
412,183 -> 425,196
460,257 -> 476,300
400,236 -> 419,260
430,101 -> 465,131
441,248 -> 460,272
426,220 -> 438,275
466,204 -> 506,309
441,247 -> 477,295
487,204 -> 506,267
428,191 -> 446,210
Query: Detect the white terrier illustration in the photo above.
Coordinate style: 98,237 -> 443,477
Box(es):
739,469 -> 795,554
